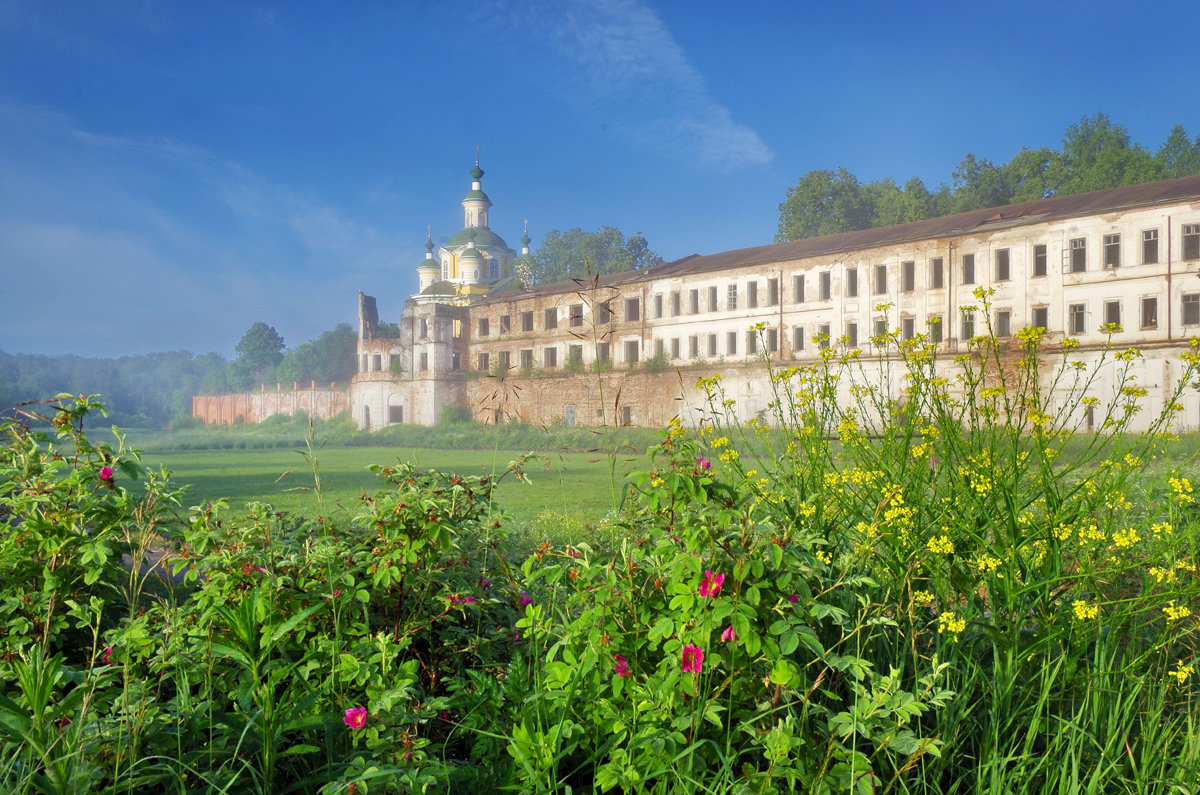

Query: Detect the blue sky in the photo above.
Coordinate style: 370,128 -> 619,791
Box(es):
2,0 -> 1198,358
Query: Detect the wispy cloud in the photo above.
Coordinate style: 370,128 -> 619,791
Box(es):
0,103 -> 406,356
492,0 -> 773,172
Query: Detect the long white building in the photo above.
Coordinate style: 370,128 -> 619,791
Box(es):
351,171 -> 1200,433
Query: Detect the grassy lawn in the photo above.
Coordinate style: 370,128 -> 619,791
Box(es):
135,443 -> 650,527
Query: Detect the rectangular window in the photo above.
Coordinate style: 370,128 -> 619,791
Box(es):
1104,300 -> 1122,329
670,338 -> 679,358
961,310 -> 975,340
747,281 -> 758,308
1069,303 -> 1087,334
597,342 -> 610,364
727,331 -> 737,355
818,323 -> 831,348
1141,297 -> 1158,329
520,349 -> 534,370
767,328 -> 778,352
544,308 -> 557,329
995,310 -> 1011,338
794,274 -> 806,302
1184,294 -> 1200,325
1033,244 -> 1048,277
874,264 -> 887,295
418,352 -> 429,371
598,302 -> 613,324
928,314 -> 943,343
620,405 -> 632,426
846,322 -> 859,348
478,318 -> 490,337
709,285 -> 718,312
652,295 -> 662,319
624,297 -> 640,322
962,254 -> 975,285
568,344 -> 583,366
570,304 -> 584,327
544,347 -> 557,368
689,289 -> 700,314
846,267 -> 858,298
499,314 -> 511,333
930,257 -> 944,288
419,318 -> 428,338
746,331 -> 758,354
1103,233 -> 1121,269
727,284 -> 738,310
707,333 -> 718,357
901,260 -> 915,292
793,326 -> 805,351
819,272 -> 831,300
564,405 -> 576,426
521,311 -> 534,332
372,354 -> 382,371
689,336 -> 699,358
901,317 -> 915,340
995,249 -> 1010,281
1070,238 -> 1087,272
1032,307 -> 1048,331
1185,224 -> 1200,260
1143,230 -> 1159,264
873,317 -> 887,339
389,404 -> 403,423
654,339 -> 663,358
498,351 -> 511,372
624,340 -> 639,365
767,278 -> 779,305
669,293 -> 680,317
478,352 -> 489,372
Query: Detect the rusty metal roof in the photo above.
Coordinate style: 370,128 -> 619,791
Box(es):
482,174 -> 1200,304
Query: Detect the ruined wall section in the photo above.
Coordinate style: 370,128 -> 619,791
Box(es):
192,386 -> 349,425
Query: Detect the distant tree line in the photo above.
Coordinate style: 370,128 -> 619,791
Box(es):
777,114 -> 1200,242
1,323 -> 358,428
526,226 -> 663,285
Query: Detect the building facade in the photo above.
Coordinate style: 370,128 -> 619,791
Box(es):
350,170 -> 1200,433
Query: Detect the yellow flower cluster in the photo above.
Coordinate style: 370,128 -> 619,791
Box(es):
1170,662 -> 1194,684
1072,599 -> 1100,620
912,590 -> 935,605
1169,477 -> 1195,504
974,554 -> 1003,574
1111,527 -> 1140,549
927,535 -> 955,555
937,612 -> 966,635
1152,522 -> 1173,537
1149,566 -> 1178,585
1164,600 -> 1192,622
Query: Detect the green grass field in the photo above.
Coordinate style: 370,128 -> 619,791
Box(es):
135,442 -> 650,529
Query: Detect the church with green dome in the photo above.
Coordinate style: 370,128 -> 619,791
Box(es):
415,161 -> 525,302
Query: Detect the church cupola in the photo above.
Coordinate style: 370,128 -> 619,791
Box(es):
416,230 -> 440,292
462,160 -> 492,229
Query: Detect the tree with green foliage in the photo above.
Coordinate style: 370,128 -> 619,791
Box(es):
951,153 -> 1012,212
530,226 -> 662,284
234,321 -> 285,386
1154,125 -> 1200,179
275,323 -> 357,385
1056,113 -> 1161,194
776,168 -> 872,242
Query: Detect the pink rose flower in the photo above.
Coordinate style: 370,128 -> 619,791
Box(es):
720,625 -> 737,643
681,644 -> 705,674
102,647 -> 113,664
99,466 -> 114,481
343,707 -> 367,729
614,654 -> 630,679
698,570 -> 725,598
696,457 -> 711,471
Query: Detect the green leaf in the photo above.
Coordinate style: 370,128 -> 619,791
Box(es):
770,659 -> 799,686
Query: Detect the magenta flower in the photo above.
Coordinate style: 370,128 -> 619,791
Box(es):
696,457 -> 711,471
681,644 -> 705,673
99,466 -> 114,481
102,647 -> 113,664
720,625 -> 737,643
614,654 -> 630,678
518,592 -> 533,606
786,594 -> 799,604
448,594 -> 476,605
343,707 -> 367,729
698,570 -> 725,598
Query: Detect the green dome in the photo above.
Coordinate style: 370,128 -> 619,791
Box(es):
445,227 -> 511,250
459,245 -> 482,261
462,189 -> 491,203
421,280 -> 457,296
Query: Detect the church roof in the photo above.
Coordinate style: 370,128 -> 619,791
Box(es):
445,226 -> 513,251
